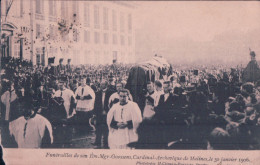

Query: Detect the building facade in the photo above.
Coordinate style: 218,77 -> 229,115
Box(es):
1,0 -> 136,65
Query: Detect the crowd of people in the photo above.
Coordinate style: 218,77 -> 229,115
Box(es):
0,56 -> 132,148
0,52 -> 259,150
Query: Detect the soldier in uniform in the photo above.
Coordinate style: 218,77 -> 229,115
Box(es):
44,57 -> 57,78
57,58 -> 66,76
66,59 -> 72,75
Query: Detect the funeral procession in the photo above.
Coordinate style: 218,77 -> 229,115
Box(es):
0,1 -> 260,150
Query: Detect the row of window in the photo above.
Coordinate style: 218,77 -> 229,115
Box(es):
48,49 -> 131,58
35,50 -> 132,65
85,31 -> 133,46
35,0 -> 132,33
36,24 -> 133,46
11,0 -> 24,18
13,44 -> 21,58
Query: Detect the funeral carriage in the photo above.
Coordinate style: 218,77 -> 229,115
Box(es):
125,55 -> 172,111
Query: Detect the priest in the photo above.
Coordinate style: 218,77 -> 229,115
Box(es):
75,77 -> 96,133
107,89 -> 142,149
9,101 -> 53,148
52,77 -> 75,147
53,77 -> 76,119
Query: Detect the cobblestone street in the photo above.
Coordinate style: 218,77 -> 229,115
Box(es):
70,130 -> 97,149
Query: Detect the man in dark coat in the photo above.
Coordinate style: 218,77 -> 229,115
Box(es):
34,77 -> 50,118
242,51 -> 260,83
93,80 -> 113,148
155,81 -> 174,122
153,81 -> 176,148
44,57 -> 57,77
66,59 -> 72,75
0,145 -> 5,164
50,77 -> 74,148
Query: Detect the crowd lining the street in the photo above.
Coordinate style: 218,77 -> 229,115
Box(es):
0,52 -> 260,150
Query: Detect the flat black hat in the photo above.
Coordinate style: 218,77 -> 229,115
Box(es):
48,57 -> 55,64
74,74 -> 79,79
59,76 -> 67,83
163,80 -> 171,85
86,77 -> 91,84
194,70 -> 198,75
108,75 -> 114,78
180,76 -> 186,82
59,58 -> 64,62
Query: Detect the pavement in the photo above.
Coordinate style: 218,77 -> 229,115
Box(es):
70,130 -> 96,148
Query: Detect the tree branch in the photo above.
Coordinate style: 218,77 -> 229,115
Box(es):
5,0 -> 14,20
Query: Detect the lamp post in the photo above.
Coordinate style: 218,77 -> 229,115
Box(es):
30,0 -> 34,65
20,38 -> 24,60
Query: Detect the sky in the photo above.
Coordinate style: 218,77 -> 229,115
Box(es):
134,1 -> 260,65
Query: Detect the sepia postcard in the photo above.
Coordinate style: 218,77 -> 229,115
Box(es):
1,0 -> 260,165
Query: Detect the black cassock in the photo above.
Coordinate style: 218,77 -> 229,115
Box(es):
49,97 -> 67,124
49,96 -> 67,147
34,87 -> 53,120
49,95 -> 75,148
57,64 -> 66,76
66,64 -> 72,76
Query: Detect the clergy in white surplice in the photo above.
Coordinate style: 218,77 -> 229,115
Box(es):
9,103 -> 53,148
107,89 -> 142,149
75,78 -> 95,112
108,82 -> 133,109
1,81 -> 17,121
74,77 -> 96,132
53,82 -> 76,118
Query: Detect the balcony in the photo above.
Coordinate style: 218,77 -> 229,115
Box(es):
49,16 -> 57,22
35,13 -> 45,20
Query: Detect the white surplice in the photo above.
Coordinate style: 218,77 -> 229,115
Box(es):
107,101 -> 142,149
75,85 -> 95,111
53,88 -> 75,118
108,92 -> 133,109
1,90 -> 17,121
9,114 -> 53,148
